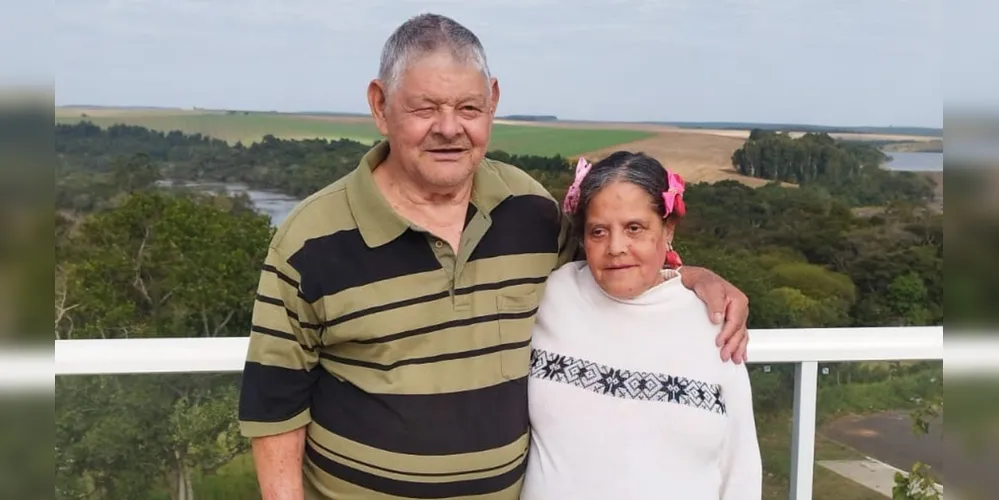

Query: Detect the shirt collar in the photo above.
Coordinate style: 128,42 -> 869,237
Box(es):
346,140 -> 514,248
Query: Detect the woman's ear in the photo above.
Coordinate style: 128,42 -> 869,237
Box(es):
663,218 -> 676,244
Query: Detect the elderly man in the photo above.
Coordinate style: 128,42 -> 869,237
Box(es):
238,13 -> 750,500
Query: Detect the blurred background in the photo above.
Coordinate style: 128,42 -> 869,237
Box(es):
2,0 -> 997,499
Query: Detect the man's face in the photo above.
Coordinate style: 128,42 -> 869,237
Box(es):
369,51 -> 499,189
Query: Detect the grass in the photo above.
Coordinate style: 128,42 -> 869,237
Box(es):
487,123 -> 653,156
816,365 -> 942,424
757,414 -> 885,500
149,453 -> 260,500
55,109 -> 655,157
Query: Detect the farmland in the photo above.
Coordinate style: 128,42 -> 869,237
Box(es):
54,107 -> 656,158
55,106 -> 942,187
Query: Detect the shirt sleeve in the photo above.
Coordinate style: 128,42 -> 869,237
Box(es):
556,202 -> 581,267
719,363 -> 764,500
237,244 -> 324,438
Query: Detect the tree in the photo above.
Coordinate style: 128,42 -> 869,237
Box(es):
771,263 -> 856,308
55,191 -> 273,500
886,273 -> 931,326
891,395 -> 943,500
729,130 -> 933,206
755,287 -> 839,328
111,152 -> 161,194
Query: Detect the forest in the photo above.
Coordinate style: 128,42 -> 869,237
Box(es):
731,129 -> 937,206
53,121 -> 944,500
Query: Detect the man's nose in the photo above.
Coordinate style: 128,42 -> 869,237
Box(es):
433,109 -> 461,139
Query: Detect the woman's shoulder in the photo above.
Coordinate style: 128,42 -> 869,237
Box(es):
536,261 -> 589,319
547,260 -> 588,289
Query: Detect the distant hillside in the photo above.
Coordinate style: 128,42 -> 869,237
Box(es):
60,104 -> 185,111
499,114 -> 558,122
57,106 -> 940,137
289,111 -> 376,119
647,121 -> 942,138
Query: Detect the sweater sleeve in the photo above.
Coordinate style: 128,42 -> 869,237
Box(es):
719,363 -> 763,500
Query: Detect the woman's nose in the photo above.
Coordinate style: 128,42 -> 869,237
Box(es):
607,232 -> 628,255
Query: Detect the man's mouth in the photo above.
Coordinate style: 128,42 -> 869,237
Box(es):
425,148 -> 467,162
427,147 -> 466,154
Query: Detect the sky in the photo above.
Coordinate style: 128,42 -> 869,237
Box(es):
12,0 -> 975,128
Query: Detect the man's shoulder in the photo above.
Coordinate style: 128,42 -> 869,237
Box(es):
269,173 -> 357,256
482,157 -> 557,202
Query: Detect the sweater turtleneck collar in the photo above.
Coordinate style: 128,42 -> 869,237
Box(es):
575,262 -> 684,307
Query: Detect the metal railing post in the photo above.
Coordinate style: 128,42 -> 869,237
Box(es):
789,361 -> 818,500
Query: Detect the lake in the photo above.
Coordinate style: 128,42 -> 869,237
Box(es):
884,152 -> 943,172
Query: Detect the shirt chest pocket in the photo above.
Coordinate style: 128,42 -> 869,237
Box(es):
496,290 -> 539,380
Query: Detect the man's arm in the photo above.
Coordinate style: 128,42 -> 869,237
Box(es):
680,266 -> 750,363
252,428 -> 307,500
238,245 -> 324,500
555,199 -> 579,268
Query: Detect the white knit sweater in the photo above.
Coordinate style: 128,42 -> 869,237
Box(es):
521,261 -> 762,500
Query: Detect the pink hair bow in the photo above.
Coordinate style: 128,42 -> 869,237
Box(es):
662,170 -> 686,217
562,157 -> 592,214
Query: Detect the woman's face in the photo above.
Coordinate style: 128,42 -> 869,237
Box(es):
583,181 -> 673,300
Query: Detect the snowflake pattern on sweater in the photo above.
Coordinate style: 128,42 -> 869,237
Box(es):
530,348 -> 727,415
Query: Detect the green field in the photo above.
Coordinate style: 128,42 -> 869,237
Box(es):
55,110 -> 655,157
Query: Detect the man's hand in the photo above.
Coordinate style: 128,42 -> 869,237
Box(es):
680,266 -> 750,363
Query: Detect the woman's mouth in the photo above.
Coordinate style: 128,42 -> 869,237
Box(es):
605,264 -> 636,271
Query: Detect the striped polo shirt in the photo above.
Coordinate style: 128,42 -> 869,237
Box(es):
237,140 -> 574,499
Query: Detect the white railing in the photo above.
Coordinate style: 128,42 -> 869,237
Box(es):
10,325 -> 988,500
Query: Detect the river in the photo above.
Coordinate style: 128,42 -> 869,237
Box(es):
161,152 -> 944,227
155,180 -> 301,227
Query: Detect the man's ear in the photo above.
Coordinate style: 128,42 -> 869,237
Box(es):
489,77 -> 500,115
367,79 -> 390,136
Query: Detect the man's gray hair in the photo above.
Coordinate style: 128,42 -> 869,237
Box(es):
378,13 -> 492,95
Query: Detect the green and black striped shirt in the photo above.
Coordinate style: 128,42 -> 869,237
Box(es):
238,140 -> 574,499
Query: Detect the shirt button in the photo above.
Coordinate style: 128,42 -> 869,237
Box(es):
434,240 -> 443,248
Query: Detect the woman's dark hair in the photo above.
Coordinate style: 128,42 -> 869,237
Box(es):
571,151 -> 672,240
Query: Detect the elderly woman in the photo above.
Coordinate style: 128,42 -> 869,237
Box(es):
521,152 -> 762,500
